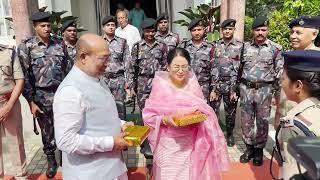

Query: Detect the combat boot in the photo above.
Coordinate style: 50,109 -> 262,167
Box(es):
240,144 -> 254,163
253,148 -> 264,166
46,154 -> 58,178
226,131 -> 235,147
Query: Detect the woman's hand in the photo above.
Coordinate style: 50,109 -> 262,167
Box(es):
121,121 -> 134,132
162,116 -> 178,127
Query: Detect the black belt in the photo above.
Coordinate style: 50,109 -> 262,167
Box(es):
241,78 -> 273,89
105,71 -> 124,78
139,74 -> 155,78
37,86 -> 58,92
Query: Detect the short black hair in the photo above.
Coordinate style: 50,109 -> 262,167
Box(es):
286,67 -> 320,100
167,47 -> 191,65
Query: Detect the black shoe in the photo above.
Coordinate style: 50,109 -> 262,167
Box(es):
226,134 -> 235,147
240,144 -> 254,163
253,148 -> 263,166
46,154 -> 58,178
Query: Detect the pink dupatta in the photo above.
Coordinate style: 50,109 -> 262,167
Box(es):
143,71 -> 230,180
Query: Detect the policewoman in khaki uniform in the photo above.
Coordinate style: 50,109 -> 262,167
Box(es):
277,50 -> 320,179
0,44 -> 26,178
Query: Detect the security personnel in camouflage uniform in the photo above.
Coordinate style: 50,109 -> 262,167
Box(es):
0,44 -> 26,178
128,18 -> 167,110
238,17 -> 283,166
17,11 -> 68,178
61,19 -> 78,71
212,19 -> 243,147
101,15 -> 131,120
178,18 -> 218,102
155,13 -> 180,51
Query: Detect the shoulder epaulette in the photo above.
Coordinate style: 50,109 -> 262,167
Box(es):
21,36 -> 34,44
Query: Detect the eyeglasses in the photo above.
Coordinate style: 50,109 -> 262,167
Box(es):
171,65 -> 190,72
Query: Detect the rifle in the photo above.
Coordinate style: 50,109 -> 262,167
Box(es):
131,43 -> 140,113
235,43 -> 245,97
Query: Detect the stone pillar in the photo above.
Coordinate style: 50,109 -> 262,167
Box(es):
219,0 -> 228,27
10,0 -> 39,44
219,0 -> 245,41
229,0 -> 245,41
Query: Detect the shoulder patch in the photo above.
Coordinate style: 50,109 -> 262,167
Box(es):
21,36 -> 34,44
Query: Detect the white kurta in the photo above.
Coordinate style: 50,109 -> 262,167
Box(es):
115,24 -> 141,53
53,66 -> 127,180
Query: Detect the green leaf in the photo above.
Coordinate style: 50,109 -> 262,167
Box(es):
179,11 -> 195,20
77,28 -> 87,33
173,20 -> 188,24
206,31 -> 220,43
199,4 -> 210,14
61,16 -> 78,23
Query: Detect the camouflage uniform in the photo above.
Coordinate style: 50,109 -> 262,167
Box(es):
128,40 -> 167,109
18,36 -> 68,156
155,31 -> 179,51
63,40 -> 76,71
178,39 -> 218,100
212,38 -> 243,133
239,39 -> 283,148
102,36 -> 131,120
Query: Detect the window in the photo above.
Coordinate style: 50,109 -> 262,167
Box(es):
0,0 -> 14,37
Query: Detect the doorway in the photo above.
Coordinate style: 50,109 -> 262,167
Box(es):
110,0 -> 158,19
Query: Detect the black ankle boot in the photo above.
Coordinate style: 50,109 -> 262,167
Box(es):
46,154 -> 58,178
240,144 -> 254,163
226,133 -> 235,147
253,148 -> 263,166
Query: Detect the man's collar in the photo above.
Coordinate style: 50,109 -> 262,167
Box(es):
251,39 -> 269,47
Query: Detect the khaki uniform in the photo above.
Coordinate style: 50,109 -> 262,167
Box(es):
279,97 -> 320,179
277,45 -> 320,118
0,44 -> 26,177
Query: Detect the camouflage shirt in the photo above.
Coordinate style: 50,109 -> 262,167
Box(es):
63,40 -> 76,71
214,38 -> 243,94
103,35 -> 131,75
18,36 -> 68,103
155,31 -> 179,51
241,39 -> 283,92
178,39 -> 218,97
128,39 -> 168,90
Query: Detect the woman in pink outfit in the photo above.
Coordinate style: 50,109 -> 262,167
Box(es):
143,48 -> 230,180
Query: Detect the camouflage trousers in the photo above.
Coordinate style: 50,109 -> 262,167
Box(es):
239,84 -> 273,148
136,76 -> 153,110
199,82 -> 211,102
103,75 -> 126,120
211,92 -> 237,134
34,89 -> 57,156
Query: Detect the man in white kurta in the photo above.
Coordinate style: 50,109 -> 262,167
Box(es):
115,9 -> 141,52
53,33 -> 132,180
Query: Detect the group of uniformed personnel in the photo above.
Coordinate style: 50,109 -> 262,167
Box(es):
1,7 -> 320,178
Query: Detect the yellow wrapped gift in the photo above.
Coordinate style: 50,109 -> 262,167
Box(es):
124,125 -> 150,146
173,113 -> 207,126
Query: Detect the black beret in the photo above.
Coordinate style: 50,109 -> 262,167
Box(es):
221,19 -> 236,28
61,20 -> 77,32
31,11 -> 51,22
288,16 -> 320,29
252,16 -> 268,29
283,50 -> 320,72
141,18 -> 156,29
101,15 -> 117,26
156,13 -> 169,23
188,18 -> 205,30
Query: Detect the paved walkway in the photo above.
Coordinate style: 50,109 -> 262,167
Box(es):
3,97 -> 278,179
